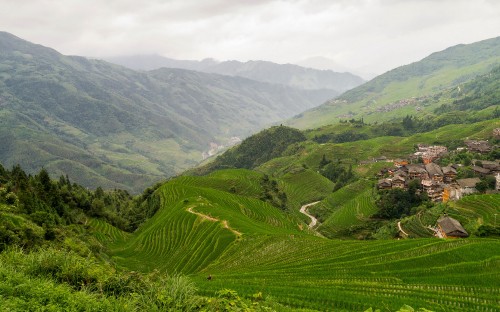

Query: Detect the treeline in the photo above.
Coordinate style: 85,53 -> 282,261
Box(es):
375,180 -> 430,219
312,108 -> 498,145
319,155 -> 356,191
0,164 -> 160,251
436,65 -> 500,114
259,174 -> 288,211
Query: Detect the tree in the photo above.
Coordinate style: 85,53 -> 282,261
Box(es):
402,115 -> 415,130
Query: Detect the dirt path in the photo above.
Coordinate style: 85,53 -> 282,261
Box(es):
187,206 -> 218,221
222,220 -> 242,237
300,201 -> 321,228
187,206 -> 242,237
397,221 -> 409,237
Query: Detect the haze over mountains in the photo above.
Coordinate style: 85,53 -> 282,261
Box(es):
105,55 -> 364,93
0,31 -> 360,192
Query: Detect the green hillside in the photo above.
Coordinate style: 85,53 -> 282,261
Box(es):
0,31 -> 338,193
108,172 -> 306,273
288,36 -> 500,129
195,237 -> 500,311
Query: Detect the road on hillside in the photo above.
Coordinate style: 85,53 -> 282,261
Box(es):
300,201 -> 321,228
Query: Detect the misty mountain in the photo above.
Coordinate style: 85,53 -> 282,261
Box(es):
0,31 -> 338,192
105,55 -> 364,93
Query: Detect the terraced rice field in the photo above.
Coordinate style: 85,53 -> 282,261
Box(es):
401,194 -> 500,238
108,177 -> 303,273
89,218 -> 130,245
96,173 -> 499,311
450,194 -> 500,228
315,180 -> 377,236
280,169 -> 334,208
195,237 -> 500,311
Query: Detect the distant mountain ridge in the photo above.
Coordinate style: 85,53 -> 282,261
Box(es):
105,55 -> 364,93
0,31 -> 340,192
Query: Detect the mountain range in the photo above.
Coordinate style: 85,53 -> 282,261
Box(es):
0,31 -> 361,192
105,55 -> 364,92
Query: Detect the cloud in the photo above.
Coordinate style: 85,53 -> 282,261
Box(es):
1,0 -> 500,76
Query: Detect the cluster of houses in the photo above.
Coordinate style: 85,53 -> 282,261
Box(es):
377,142 -> 500,202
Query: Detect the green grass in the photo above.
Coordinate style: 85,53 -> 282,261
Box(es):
108,175 -> 304,274
310,180 -> 378,237
89,218 -> 131,245
448,194 -> 500,233
194,236 -> 500,311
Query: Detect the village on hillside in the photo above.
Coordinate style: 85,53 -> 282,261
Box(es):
372,136 -> 499,239
375,138 -> 500,203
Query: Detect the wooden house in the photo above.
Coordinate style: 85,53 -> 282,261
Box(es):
437,216 -> 469,238
481,160 -> 499,172
421,179 -> 443,202
472,166 -> 490,176
425,163 -> 444,182
377,179 -> 392,190
392,175 -> 406,189
442,166 -> 457,183
394,159 -> 408,168
406,164 -> 428,180
465,140 -> 492,154
456,178 -> 481,197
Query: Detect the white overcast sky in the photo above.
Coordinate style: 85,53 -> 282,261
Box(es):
1,0 -> 500,78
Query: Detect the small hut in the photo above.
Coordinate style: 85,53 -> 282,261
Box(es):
437,216 -> 469,238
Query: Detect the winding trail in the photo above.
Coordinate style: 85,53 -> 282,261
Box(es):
397,221 -> 409,237
300,201 -> 321,228
187,206 -> 242,237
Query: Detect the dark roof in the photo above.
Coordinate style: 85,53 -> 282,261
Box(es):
437,216 -> 468,237
457,178 -> 481,188
425,163 -> 443,176
378,178 -> 392,186
393,169 -> 408,177
392,175 -> 406,183
406,164 -> 427,173
480,160 -> 499,170
472,166 -> 490,174
442,166 -> 457,174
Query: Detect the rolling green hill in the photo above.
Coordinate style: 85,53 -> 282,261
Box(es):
288,36 -> 500,129
0,31 -> 339,193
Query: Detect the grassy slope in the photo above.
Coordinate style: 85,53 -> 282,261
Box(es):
107,170 -> 305,274
288,36 -> 500,129
195,237 -> 500,311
